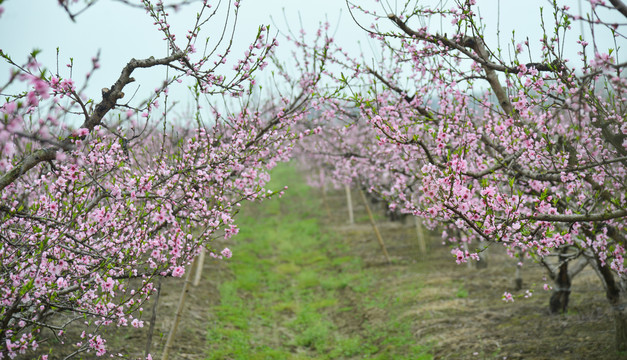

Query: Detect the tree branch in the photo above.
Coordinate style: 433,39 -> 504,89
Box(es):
528,209 -> 627,222
0,53 -> 184,193
609,0 -> 627,19
366,67 -> 436,121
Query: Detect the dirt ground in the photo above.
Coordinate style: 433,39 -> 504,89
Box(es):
23,178 -> 623,359
320,189 -> 619,360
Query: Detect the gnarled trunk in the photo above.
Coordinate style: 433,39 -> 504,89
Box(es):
549,252 -> 571,314
595,257 -> 627,351
543,250 -> 588,314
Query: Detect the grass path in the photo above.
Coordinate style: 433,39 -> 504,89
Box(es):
204,165 -> 432,359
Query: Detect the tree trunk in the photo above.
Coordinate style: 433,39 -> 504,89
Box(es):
614,304 -> 627,352
476,245 -> 488,269
542,253 -> 587,314
514,251 -> 523,291
594,256 -> 627,351
549,251 -> 571,314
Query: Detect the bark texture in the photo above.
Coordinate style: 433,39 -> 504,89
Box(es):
549,253 -> 571,314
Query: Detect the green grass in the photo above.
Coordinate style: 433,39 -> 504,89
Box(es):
205,164 -> 433,359
456,284 -> 469,299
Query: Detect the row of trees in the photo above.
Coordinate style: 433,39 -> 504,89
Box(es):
0,0 -> 329,358
294,0 -> 627,351
1,0 -> 626,357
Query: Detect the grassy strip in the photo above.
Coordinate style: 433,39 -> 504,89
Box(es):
204,164 -> 432,359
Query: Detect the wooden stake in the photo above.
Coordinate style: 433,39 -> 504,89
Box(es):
193,248 -> 206,287
162,264 -> 193,360
358,189 -> 391,263
413,216 -> 427,255
345,184 -> 354,225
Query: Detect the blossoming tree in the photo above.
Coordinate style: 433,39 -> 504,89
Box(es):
295,0 -> 627,349
0,0 -> 326,358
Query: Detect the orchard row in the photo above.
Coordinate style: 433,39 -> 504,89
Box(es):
1,0 -> 625,358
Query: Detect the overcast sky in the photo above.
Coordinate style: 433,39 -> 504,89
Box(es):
0,0 -> 624,111
0,0 -> 366,108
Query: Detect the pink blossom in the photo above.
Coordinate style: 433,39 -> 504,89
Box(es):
131,318 -> 144,328
74,128 -> 89,137
221,248 -> 232,259
102,277 -> 115,292
2,101 -> 17,114
480,186 -> 496,198
27,91 -> 39,106
59,78 -> 75,92
172,266 -> 185,278
33,79 -> 50,98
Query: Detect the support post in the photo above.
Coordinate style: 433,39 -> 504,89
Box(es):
359,188 -> 391,263
193,248 -> 206,287
162,264 -> 193,360
414,216 -> 427,255
345,184 -> 354,225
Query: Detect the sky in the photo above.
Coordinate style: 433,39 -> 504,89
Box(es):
0,0 -> 624,113
0,0 -> 367,109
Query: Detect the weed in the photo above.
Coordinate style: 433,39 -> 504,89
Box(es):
456,285 -> 469,299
